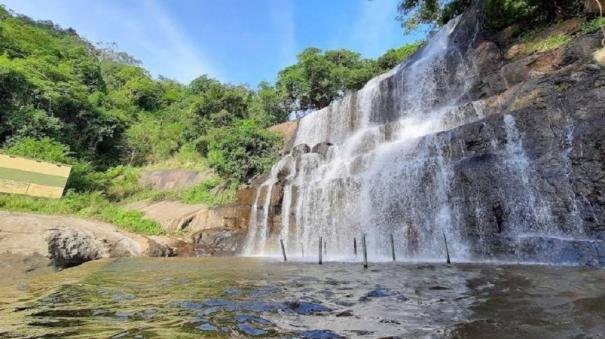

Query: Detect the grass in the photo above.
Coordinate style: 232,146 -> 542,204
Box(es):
0,163 -> 238,235
582,17 -> 605,35
520,32 -> 572,55
0,191 -> 164,235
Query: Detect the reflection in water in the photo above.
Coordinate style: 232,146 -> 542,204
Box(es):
1,257 -> 604,338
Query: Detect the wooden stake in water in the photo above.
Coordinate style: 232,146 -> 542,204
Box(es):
280,239 -> 287,262
443,232 -> 451,264
390,234 -> 396,262
324,240 -> 327,256
362,233 -> 368,269
318,236 -> 323,265
353,237 -> 357,256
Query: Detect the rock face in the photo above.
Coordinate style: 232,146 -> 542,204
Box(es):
242,8 -> 605,266
269,120 -> 299,154
0,212 -> 174,269
139,169 -> 210,190
191,228 -> 247,256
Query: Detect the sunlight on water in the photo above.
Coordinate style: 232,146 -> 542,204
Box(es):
1,258 -> 604,338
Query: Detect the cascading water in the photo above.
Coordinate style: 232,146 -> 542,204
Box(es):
242,11 -> 594,263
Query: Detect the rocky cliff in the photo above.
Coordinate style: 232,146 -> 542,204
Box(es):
242,9 -> 605,266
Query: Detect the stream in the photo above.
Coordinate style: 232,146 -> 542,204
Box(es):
1,257 -> 604,338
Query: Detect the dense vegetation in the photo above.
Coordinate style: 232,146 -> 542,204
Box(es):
5,0 -> 594,235
0,5 -> 422,234
398,0 -> 587,31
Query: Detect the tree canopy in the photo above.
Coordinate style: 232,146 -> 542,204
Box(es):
276,44 -> 422,115
0,5 -> 423,187
397,0 -> 585,31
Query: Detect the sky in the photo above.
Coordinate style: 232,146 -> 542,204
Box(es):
0,0 -> 422,86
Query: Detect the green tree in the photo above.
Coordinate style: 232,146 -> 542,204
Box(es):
376,42 -> 424,70
204,119 -> 282,182
397,0 -> 585,31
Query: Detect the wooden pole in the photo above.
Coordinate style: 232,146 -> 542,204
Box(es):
443,232 -> 451,264
301,244 -> 304,258
318,236 -> 323,265
362,233 -> 368,269
280,239 -> 287,262
354,237 -> 357,256
390,234 -> 396,262
324,240 -> 327,256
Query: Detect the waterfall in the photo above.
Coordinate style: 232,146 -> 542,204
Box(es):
242,12 -> 594,263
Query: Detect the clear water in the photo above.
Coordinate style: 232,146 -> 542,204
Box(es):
2,258 -> 604,338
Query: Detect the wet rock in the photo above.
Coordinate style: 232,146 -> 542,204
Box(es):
311,142 -> 333,159
335,310 -> 353,317
46,228 -> 100,268
429,286 -> 450,290
191,228 -> 247,256
292,144 -> 311,157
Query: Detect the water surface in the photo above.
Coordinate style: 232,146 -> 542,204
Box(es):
1,257 -> 604,338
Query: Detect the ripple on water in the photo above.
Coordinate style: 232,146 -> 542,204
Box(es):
3,258 -> 604,338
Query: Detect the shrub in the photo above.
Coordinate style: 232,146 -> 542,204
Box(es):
205,119 -> 282,182
181,177 -> 237,205
5,136 -> 71,163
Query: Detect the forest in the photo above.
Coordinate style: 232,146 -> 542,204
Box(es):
0,5 -> 422,233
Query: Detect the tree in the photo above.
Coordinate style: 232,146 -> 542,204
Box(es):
204,119 -> 282,182
397,0 -> 585,31
376,42 -> 424,71
276,48 -> 380,113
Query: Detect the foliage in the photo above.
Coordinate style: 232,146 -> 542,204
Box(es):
582,17 -> 605,34
0,5 -> 431,235
398,0 -> 585,30
376,42 -> 424,70
520,32 -> 571,55
0,191 -> 163,235
276,44 -> 421,113
204,119 -> 282,182
181,177 -> 237,205
5,136 -> 71,163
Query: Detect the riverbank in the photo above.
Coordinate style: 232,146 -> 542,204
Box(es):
0,211 -> 190,274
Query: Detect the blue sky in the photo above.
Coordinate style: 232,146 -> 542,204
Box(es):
0,0 -> 421,86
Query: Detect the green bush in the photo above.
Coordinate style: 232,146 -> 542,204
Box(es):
376,42 -> 424,70
205,119 -> 282,182
181,177 -> 237,205
582,17 -> 605,35
5,136 -> 71,163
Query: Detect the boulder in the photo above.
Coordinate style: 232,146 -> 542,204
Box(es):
191,227 -> 247,256
311,142 -> 333,159
292,144 -> 311,157
0,212 -> 175,270
46,228 -> 101,268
